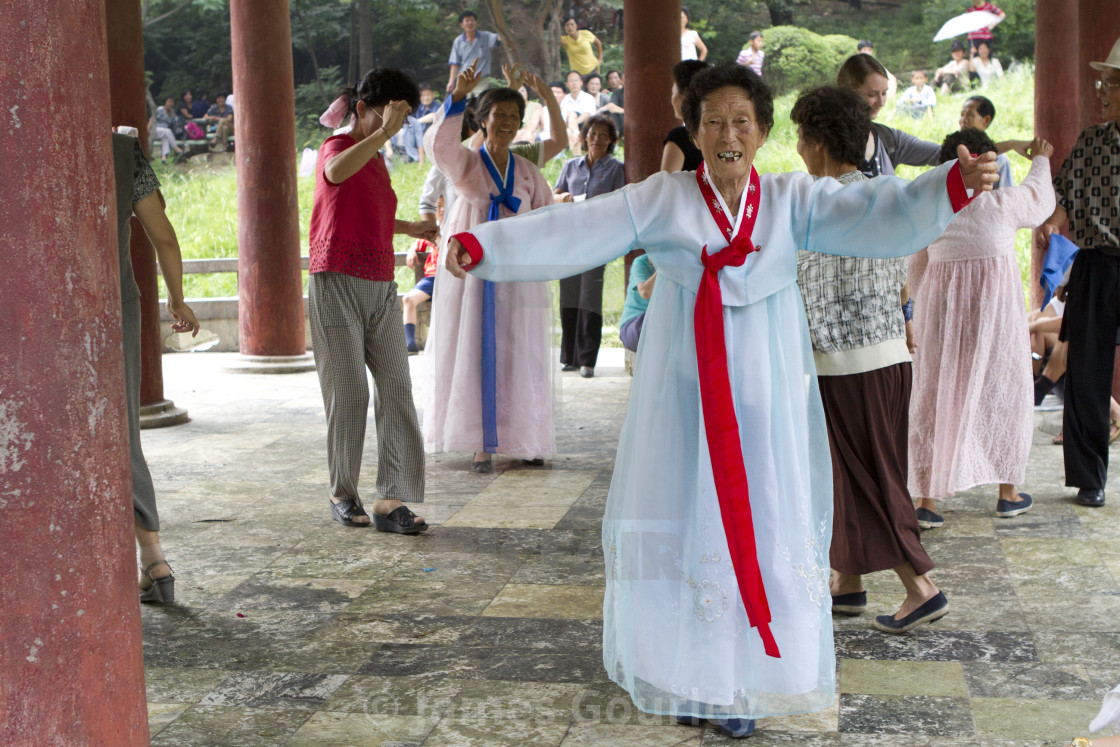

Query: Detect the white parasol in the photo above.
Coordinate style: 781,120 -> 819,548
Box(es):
933,11 -> 1002,42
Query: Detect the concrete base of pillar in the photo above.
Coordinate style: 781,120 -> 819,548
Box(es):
140,398 -> 190,429
223,353 -> 316,374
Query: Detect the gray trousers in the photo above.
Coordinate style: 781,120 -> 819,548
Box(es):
309,272 -> 424,504
124,295 -> 159,531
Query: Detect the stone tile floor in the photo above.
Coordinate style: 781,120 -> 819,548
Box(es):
141,350 -> 1120,746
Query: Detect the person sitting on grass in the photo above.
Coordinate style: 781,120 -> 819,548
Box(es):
897,70 -> 936,119
205,94 -> 234,153
934,41 -> 971,94
403,197 -> 443,354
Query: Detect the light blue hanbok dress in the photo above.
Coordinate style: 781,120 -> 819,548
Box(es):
459,160 -> 968,720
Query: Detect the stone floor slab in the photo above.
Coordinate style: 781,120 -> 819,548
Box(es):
482,584 -> 604,619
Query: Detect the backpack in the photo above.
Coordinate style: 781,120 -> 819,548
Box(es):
184,121 -> 205,140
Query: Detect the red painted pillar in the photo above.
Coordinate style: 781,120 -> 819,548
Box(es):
106,0 -> 188,425
1078,0 -> 1120,131
622,0 -> 681,281
0,3 -> 149,745
229,0 -> 308,364
1031,0 -> 1079,310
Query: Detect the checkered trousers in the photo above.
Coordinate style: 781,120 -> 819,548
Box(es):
309,272 -> 425,504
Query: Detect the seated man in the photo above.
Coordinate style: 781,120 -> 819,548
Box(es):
934,41 -> 971,94
619,253 -> 654,353
897,70 -> 936,119
560,70 -> 597,155
398,83 -> 441,164
205,94 -> 234,153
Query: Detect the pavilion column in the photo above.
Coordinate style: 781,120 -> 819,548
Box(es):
106,0 -> 188,425
1031,0 -> 1079,311
0,2 -> 148,745
1078,0 -> 1120,131
228,0 -> 313,373
622,0 -> 681,282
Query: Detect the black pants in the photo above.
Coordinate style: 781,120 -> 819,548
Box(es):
559,307 -> 603,368
1062,250 -> 1120,490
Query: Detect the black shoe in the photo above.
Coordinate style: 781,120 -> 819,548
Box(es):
915,506 -> 944,529
831,591 -> 867,616
1076,488 -> 1106,507
873,591 -> 949,633
561,364 -> 578,372
579,366 -> 594,378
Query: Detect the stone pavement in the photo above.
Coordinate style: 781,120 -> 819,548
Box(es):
140,350 -> 1120,746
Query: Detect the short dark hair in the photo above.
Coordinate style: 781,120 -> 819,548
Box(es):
347,68 -> 420,115
476,87 -> 526,134
939,127 -> 997,165
790,86 -> 871,168
585,73 -> 602,86
549,80 -> 566,92
607,69 -> 621,78
748,31 -> 763,41
682,62 -> 774,138
837,53 -> 889,89
579,114 -> 619,154
181,89 -> 192,98
966,95 -> 996,122
458,10 -> 476,22
673,60 -> 710,93
418,82 -> 432,92
857,39 -> 873,51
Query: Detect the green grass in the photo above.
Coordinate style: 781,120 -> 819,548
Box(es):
156,65 -> 1039,339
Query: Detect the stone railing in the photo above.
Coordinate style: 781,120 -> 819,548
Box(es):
157,253 -> 429,352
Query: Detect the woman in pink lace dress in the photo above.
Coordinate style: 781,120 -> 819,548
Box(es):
423,63 -> 555,471
908,131 -> 1055,526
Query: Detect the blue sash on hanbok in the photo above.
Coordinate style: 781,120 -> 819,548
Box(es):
478,146 -> 521,453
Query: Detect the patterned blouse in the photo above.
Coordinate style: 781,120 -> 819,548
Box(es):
1054,121 -> 1120,254
796,170 -> 909,376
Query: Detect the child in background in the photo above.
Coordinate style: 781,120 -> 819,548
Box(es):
898,70 -> 937,119
403,198 -> 443,354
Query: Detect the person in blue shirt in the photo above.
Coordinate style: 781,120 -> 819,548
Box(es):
446,11 -> 501,96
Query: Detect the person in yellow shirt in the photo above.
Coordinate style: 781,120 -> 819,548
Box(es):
560,18 -> 602,76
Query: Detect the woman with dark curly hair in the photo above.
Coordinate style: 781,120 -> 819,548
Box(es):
423,62 -> 557,473
442,62 -> 997,734
309,67 -> 437,533
553,114 -> 626,377
792,86 -> 944,634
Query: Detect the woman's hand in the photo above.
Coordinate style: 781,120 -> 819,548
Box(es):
554,192 -> 573,203
379,100 -> 413,138
957,144 -> 999,192
453,59 -> 482,101
502,62 -> 524,89
1028,137 -> 1054,159
167,298 -> 200,337
524,71 -> 547,98
406,220 -> 439,242
1036,222 -> 1059,254
444,237 -> 474,279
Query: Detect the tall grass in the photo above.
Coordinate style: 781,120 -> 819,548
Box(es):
157,65 -> 1040,332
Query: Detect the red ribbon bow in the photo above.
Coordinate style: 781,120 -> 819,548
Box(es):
693,163 -> 779,659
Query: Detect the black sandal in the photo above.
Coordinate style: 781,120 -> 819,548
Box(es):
330,498 -> 370,527
373,505 -> 428,535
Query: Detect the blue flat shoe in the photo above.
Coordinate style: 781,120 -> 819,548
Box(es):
831,591 -> 867,616
873,591 -> 949,634
996,492 -> 1032,518
915,506 -> 944,529
713,718 -> 756,738
675,715 -> 703,726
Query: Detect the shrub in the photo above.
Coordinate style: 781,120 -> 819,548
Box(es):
755,26 -> 859,95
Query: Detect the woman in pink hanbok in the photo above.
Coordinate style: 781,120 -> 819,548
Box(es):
909,131 -> 1055,526
423,63 -> 555,472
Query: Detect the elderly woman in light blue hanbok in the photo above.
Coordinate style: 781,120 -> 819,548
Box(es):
445,63 -> 997,736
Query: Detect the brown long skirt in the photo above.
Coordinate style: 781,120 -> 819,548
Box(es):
819,362 -> 933,576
